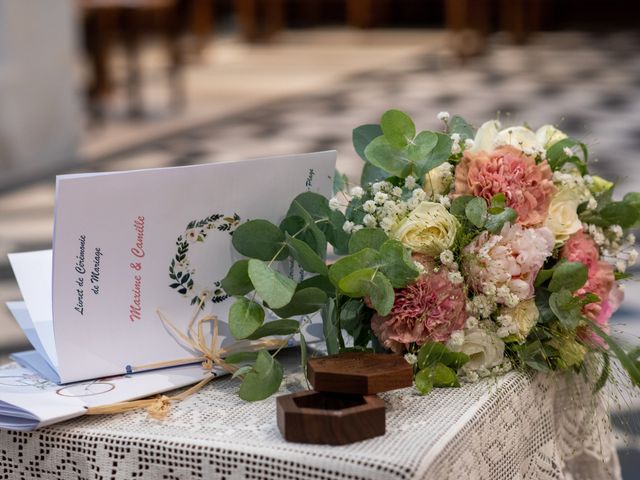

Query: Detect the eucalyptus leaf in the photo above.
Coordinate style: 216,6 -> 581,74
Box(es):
232,220 -> 287,261
415,368 -> 434,395
432,363 -> 459,387
416,132 -> 453,176
548,261 -> 588,293
322,298 -> 340,355
381,109 -> 416,148
221,259 -> 253,296
485,208 -> 517,233
229,297 -> 265,339
238,350 -> 284,401
364,136 -> 411,177
360,162 -> 389,186
247,260 -> 296,309
353,124 -> 383,161
224,351 -> 259,364
465,197 -> 487,228
348,228 -> 388,254
338,268 -> 394,315
448,115 -> 476,140
333,169 -> 348,194
247,319 -> 300,339
285,232 -> 328,275
549,289 -> 583,330
232,365 -> 253,379
271,287 -> 328,318
297,274 -> 335,296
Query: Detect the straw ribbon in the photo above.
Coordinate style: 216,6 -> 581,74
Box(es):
86,296 -> 287,418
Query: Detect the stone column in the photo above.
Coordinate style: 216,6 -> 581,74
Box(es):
0,0 -> 81,189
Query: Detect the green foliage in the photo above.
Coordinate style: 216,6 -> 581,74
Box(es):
546,138 -> 588,174
586,320 -> 640,387
363,110 -> 452,179
548,261 -> 588,293
485,208 -> 517,233
271,287 -> 328,318
246,319 -> 300,340
229,297 -> 264,339
360,162 -> 389,186
287,192 -> 350,254
450,195 -> 474,217
348,228 -> 388,254
297,274 -> 335,296
321,298 -> 340,355
220,259 -> 253,296
232,220 -> 287,261
338,268 -> 395,315
580,187 -> 640,229
247,260 -> 296,309
465,197 -> 487,228
333,169 -> 348,194
285,233 -> 328,275
448,115 -> 476,140
352,124 -> 383,161
238,350 -> 284,401
329,240 -> 419,290
417,342 -> 469,371
339,299 -> 374,348
224,351 -> 259,364
415,363 -> 459,395
280,215 -> 326,258
548,289 -> 595,330
381,109 -> 416,148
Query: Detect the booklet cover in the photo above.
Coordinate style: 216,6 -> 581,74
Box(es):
8,151 -> 336,384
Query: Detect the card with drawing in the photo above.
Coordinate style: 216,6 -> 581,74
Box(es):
7,151 -> 336,384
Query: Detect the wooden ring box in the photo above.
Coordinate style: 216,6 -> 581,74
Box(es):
276,353 -> 413,445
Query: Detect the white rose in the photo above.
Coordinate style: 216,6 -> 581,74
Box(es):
422,162 -> 453,197
500,299 -> 539,341
451,328 -> 505,372
535,124 -> 567,149
494,126 -> 540,152
470,120 -> 501,153
391,201 -> 459,256
544,188 -> 582,243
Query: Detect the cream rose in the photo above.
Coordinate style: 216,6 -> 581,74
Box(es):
423,162 -> 453,197
451,328 -> 505,372
544,188 -> 582,242
500,299 -> 539,341
469,120 -> 500,153
535,124 -> 567,149
391,201 -> 458,256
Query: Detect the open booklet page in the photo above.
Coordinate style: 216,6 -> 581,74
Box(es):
0,363 -> 211,431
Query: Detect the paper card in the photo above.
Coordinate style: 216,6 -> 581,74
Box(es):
42,151 -> 336,383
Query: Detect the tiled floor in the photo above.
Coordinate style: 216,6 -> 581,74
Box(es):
1,28 -> 640,476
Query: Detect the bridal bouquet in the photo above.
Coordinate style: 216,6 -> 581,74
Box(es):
221,109 -> 640,400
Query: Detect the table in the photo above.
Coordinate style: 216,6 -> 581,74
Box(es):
0,350 -> 620,480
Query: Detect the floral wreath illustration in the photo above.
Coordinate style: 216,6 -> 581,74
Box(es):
169,213 -> 241,306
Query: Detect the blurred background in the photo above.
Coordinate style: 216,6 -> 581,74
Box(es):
1,0 -> 639,474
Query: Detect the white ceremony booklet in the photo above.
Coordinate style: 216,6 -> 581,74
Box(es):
7,151 -> 336,386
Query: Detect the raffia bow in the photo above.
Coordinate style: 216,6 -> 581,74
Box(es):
87,296 -> 286,418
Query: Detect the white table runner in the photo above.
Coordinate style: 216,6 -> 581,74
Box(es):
0,351 -> 620,480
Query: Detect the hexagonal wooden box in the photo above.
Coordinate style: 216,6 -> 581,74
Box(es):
276,390 -> 385,445
307,352 -> 413,395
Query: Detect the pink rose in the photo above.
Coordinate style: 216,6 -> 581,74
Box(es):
561,230 -> 623,346
371,267 -> 467,352
462,223 -> 554,302
455,146 -> 556,226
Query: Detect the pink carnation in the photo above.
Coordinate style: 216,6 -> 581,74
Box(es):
462,224 -> 554,302
371,267 -> 467,352
455,146 -> 556,226
561,230 -> 623,346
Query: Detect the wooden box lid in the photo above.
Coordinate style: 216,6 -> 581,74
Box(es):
307,352 -> 413,395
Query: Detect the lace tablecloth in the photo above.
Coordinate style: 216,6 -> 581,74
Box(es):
0,351 -> 620,480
